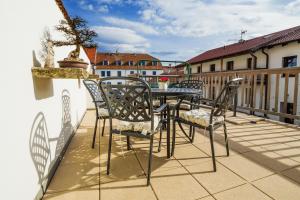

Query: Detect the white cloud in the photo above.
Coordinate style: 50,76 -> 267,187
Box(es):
78,0 -> 94,11
93,26 -> 150,52
102,16 -> 159,35
285,0 -> 300,15
138,0 -> 300,38
98,5 -> 109,13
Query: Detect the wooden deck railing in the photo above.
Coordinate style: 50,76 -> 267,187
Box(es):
190,67 -> 300,122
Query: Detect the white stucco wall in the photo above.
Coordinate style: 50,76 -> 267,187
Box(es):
96,69 -> 164,84
191,42 -> 300,124
0,1 -> 90,199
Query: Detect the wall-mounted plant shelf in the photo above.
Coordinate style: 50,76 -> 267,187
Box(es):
31,67 -> 99,79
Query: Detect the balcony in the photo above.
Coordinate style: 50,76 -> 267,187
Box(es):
43,109 -> 300,200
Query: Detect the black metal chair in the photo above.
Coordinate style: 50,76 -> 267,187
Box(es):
83,79 -> 109,148
172,78 -> 243,171
169,80 -> 204,141
99,77 -> 170,186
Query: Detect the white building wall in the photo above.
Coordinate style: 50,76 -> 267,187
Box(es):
96,69 -> 164,84
0,1 -> 90,199
190,42 -> 300,124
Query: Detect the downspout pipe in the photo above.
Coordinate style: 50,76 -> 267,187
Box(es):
262,48 -> 269,117
249,51 -> 257,115
250,51 -> 257,69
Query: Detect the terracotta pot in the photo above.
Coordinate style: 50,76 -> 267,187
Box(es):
58,60 -> 88,69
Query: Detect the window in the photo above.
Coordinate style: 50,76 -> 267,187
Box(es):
106,71 -> 111,77
197,66 -> 201,73
117,82 -> 122,85
103,60 -> 109,65
117,71 -> 122,76
247,58 -> 252,69
115,60 -> 122,66
107,82 -> 111,85
130,71 -> 134,74
226,61 -> 234,71
152,71 -> 156,75
128,61 -> 134,66
101,71 -> 105,77
142,71 -> 146,75
210,64 -> 216,72
283,56 -> 297,68
152,61 -> 158,66
139,61 -> 146,66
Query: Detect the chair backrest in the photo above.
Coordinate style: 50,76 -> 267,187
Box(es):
213,78 -> 243,117
179,80 -> 203,90
99,77 -> 154,124
83,79 -> 104,115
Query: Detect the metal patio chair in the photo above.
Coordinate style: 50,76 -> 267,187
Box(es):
172,78 -> 243,171
99,77 -> 170,186
83,79 -> 109,148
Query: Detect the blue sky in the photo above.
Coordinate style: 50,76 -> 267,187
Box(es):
62,0 -> 300,61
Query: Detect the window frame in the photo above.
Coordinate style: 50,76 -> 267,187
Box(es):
226,61 -> 234,71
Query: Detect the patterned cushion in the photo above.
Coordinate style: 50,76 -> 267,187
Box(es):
179,109 -> 224,127
114,115 -> 160,135
98,108 -> 109,117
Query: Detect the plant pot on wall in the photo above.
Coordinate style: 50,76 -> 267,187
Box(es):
58,60 -> 88,69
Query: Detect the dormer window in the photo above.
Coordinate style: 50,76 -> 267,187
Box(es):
152,61 -> 158,66
139,60 -> 146,66
128,61 -> 134,66
103,60 -> 109,66
115,60 -> 122,66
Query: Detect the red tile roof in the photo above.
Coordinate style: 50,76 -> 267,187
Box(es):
83,47 -> 97,64
95,52 -> 161,66
188,26 -> 300,64
96,65 -> 163,70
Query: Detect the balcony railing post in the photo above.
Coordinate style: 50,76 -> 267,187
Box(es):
233,91 -> 238,117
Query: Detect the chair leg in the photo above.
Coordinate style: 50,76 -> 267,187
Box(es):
127,136 -> 131,150
107,129 -> 113,175
101,118 -> 106,136
191,126 -> 196,143
189,125 -> 192,137
92,117 -> 98,148
147,135 -> 154,186
158,127 -> 162,152
209,127 -> 216,172
223,123 -> 229,156
171,119 -> 176,156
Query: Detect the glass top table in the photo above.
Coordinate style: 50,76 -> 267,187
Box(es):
151,88 -> 202,97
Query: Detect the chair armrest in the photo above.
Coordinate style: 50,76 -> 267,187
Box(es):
153,103 -> 169,113
173,99 -> 215,110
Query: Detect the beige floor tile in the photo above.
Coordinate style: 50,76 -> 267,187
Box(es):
253,174 -> 300,200
100,155 -> 145,184
218,154 -> 274,181
281,166 -> 300,184
184,161 -> 246,194
197,196 -> 215,200
173,143 -> 208,160
242,150 -> 299,172
151,175 -> 209,200
43,186 -> 99,200
100,179 -> 156,200
47,162 -> 99,194
213,184 -> 272,200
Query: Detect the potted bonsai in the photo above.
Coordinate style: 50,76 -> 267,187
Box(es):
52,16 -> 97,69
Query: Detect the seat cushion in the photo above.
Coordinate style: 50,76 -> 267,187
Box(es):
98,108 -> 109,117
115,115 -> 160,135
179,109 -> 224,127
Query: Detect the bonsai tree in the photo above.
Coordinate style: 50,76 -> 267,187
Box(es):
52,16 -> 97,62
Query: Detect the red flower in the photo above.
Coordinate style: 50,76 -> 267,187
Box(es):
159,77 -> 169,82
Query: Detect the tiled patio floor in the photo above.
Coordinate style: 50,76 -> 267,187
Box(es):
43,110 -> 300,200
